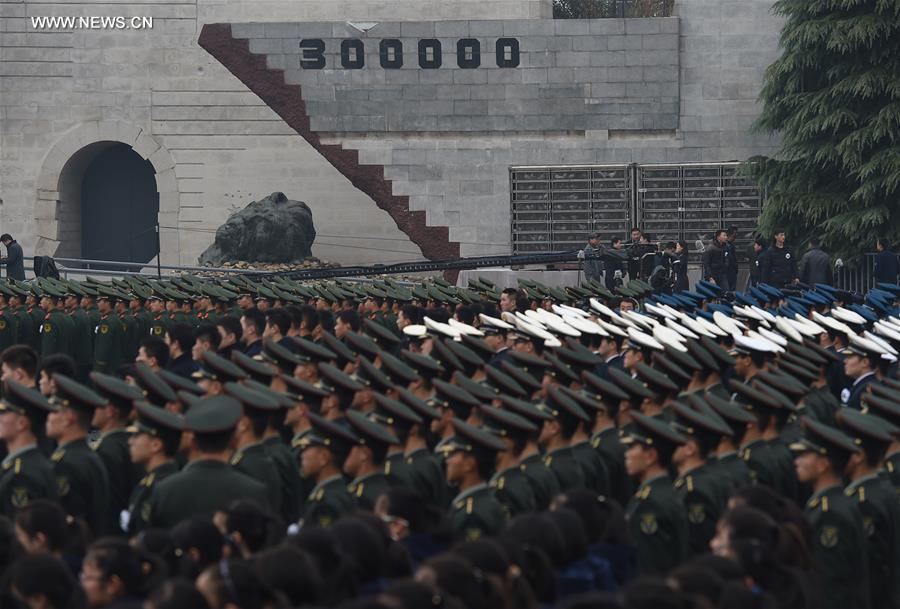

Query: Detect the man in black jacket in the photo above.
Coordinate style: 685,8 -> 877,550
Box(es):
747,235 -> 767,288
0,234 -> 25,281
702,229 -> 729,287
759,229 -> 798,287
799,238 -> 832,285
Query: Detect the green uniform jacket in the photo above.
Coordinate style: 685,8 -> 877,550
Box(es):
93,313 -> 122,373
149,314 -> 168,338
592,427 -> 633,507
543,446 -> 585,492
449,483 -> 506,541
51,438 -> 110,537
490,464 -> 535,517
93,430 -> 139,533
740,438 -> 799,501
119,313 -> 139,363
28,306 -> 44,350
133,310 -> 151,342
712,451 -> 752,492
520,452 -> 560,511
230,442 -> 282,516
291,430 -> 316,516
40,310 -> 71,358
264,436 -> 303,524
406,447 -> 448,507
626,473 -> 689,575
302,474 -> 355,528
673,463 -> 730,556
385,451 -> 415,490
57,310 -> 76,359
845,474 -> 900,609
126,461 -> 179,536
885,454 -> 900,494
0,308 -> 16,352
68,309 -> 94,370
11,306 -> 33,349
571,439 -> 610,496
805,387 -> 840,426
149,459 -> 270,528
805,485 -> 870,609
0,446 -> 59,517
348,471 -> 391,511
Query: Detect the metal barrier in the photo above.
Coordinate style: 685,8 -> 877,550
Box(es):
24,256 -> 269,280
553,0 -> 675,18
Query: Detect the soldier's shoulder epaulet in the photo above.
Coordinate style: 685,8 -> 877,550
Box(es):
591,436 -> 601,449
51,448 -> 65,463
739,447 -> 750,461
349,482 -> 364,497
543,455 -> 553,467
635,485 -> 652,500
845,485 -> 865,502
14,458 -> 22,474
229,451 -> 243,466
490,476 -> 506,490
807,496 -> 830,512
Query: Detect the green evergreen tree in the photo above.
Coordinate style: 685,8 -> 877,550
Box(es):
749,0 -> 900,260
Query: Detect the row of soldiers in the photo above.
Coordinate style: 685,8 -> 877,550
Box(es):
1,273 -> 900,609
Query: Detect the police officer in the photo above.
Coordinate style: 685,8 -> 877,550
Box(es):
124,401 -> 183,535
480,404 -> 537,517
148,395 -> 270,527
298,413 -> 357,528
47,374 -> 110,536
841,335 -> 882,410
344,409 -> 398,510
0,381 -> 59,516
438,418 -> 507,541
622,411 -> 689,575
791,417 -> 870,609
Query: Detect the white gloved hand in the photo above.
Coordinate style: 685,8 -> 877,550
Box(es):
577,250 -> 586,260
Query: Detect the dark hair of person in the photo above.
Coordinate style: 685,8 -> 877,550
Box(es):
400,305 -> 423,325
194,429 -> 235,454
667,563 -> 725,609
216,316 -> 242,342
200,558 -> 284,609
419,554 -> 501,609
501,513 -> 566,567
85,537 -> 146,598
717,581 -> 781,609
165,323 -> 195,355
169,517 -> 224,580
452,539 -> 539,609
622,577 -> 691,609
254,544 -> 322,608
241,308 -> 267,336
729,485 -> 813,568
39,354 -> 75,380
0,234 -> 11,242
289,526 -> 358,606
145,577 -> 210,609
139,336 -> 170,367
330,516 -> 387,586
266,309 -> 292,337
297,305 -> 320,332
381,578 -> 466,609
14,499 -> 76,554
1,345 -> 38,379
133,528 -> 178,577
455,306 -> 476,326
350,510 -> 413,579
224,500 -> 282,556
611,237 -> 622,247
545,508 -> 590,566
336,309 -> 361,332
195,324 -> 222,351
9,552 -> 85,609
552,489 -> 609,544
381,487 -> 443,534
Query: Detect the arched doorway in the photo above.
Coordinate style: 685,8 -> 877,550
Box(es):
80,143 -> 159,265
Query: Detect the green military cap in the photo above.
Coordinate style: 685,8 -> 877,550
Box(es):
355,357 -> 393,392
790,416 -> 861,457
437,418 -> 506,458
378,351 -> 419,386
294,338 -> 336,364
430,379 -> 480,415
0,380 -> 56,417
242,380 -> 294,409
344,332 -> 380,360
652,354 -> 692,385
395,387 -> 441,420
702,392 -> 756,430
621,411 -> 688,447
783,342 -> 828,367
459,335 -> 496,360
319,333 -> 356,368
281,375 -> 330,404
130,285 -> 153,301
634,363 -> 679,396
751,380 -> 797,413
483,366 -> 527,399
159,369 -> 204,397
429,340 -> 463,373
608,367 -> 654,401
231,350 -> 275,383
666,347 -> 702,373
0,283 -> 14,298
52,374 -> 106,412
836,408 -> 897,450
127,401 -> 185,438
224,382 -> 280,413
558,386 -> 601,416
699,336 -> 735,369
684,394 -> 736,435
670,400 -> 732,439
861,393 -> 900,428
730,380 -> 790,413
400,350 -> 444,379
500,362 -> 543,394
799,338 -> 839,362
184,396 -> 243,434
193,351 -> 248,383
684,340 -> 719,372
581,371 -> 629,403
261,338 -> 307,374
371,393 -> 423,428
132,363 -> 178,408
452,372 -> 495,403
541,386 -> 590,424
90,372 -> 143,413
346,409 -> 399,449
480,404 -> 537,439
297,413 -> 359,455
497,394 -> 553,424
755,370 -> 806,400
543,353 -> 579,384
555,346 -> 601,373
445,341 -> 486,371
777,360 -> 818,384
507,351 -> 552,380
318,363 -> 365,395
362,318 -> 401,348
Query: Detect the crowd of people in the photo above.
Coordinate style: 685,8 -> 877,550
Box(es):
0,240 -> 898,609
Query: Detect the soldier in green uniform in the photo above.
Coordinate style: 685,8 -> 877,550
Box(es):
697,336 -> 735,401
147,294 -> 169,339
39,287 -> 73,360
669,401 -> 733,556
0,381 -> 59,515
622,411 -> 689,575
116,295 -> 140,363
559,386 -> 612,496
791,417 -> 870,609
149,395 -> 270,528
836,408 -> 900,609
538,387 -> 589,492
90,372 -> 143,534
0,286 -> 18,353
26,289 -> 45,352
298,413 -> 357,528
9,288 -> 34,351
497,395 -> 559,510
124,401 -> 183,536
130,290 -> 152,340
80,288 -> 100,332
582,372 -> 633,507
223,382 -> 283,517
860,393 -> 900,491
698,393 -> 754,490
395,388 -> 448,506
480,404 -> 536,517
438,418 -> 507,541
370,392 -> 420,489
93,291 -> 123,373
64,289 -> 93,382
344,409 -> 399,510
46,374 -> 110,536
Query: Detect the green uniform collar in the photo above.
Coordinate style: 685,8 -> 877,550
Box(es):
350,471 -> 385,486
807,483 -> 843,508
309,474 -> 343,497
452,482 -> 488,505
846,473 -> 881,492
1,443 -> 36,468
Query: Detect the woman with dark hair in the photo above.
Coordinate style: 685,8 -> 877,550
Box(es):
14,499 -> 85,574
9,552 -> 86,609
79,538 -> 146,609
452,539 -> 538,609
220,499 -> 283,558
374,487 -> 449,568
673,240 -> 690,292
546,508 -> 616,597
144,578 -> 210,609
289,526 -> 358,606
710,506 -> 817,609
331,517 -> 389,596
195,558 -> 285,609
168,518 -> 225,581
728,484 -> 813,570
415,554 -> 503,609
254,544 -> 323,608
499,513 -> 564,604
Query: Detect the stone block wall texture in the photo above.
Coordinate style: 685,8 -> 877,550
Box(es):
0,0 -> 782,266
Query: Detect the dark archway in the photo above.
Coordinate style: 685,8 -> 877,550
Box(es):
81,143 -> 159,266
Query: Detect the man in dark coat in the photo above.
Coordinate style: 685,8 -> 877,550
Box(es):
874,238 -> 900,284
0,234 -> 25,281
799,238 -> 832,285
759,229 -> 798,287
